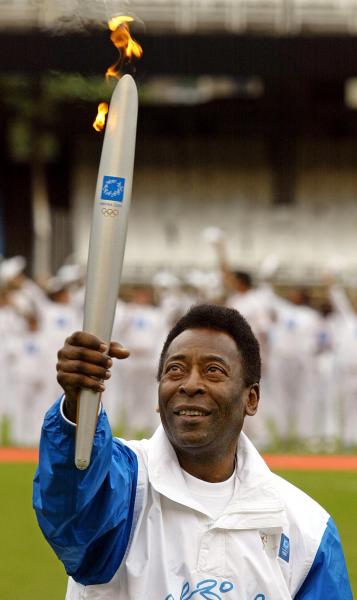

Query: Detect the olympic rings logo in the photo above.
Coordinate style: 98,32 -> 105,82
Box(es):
101,208 -> 119,217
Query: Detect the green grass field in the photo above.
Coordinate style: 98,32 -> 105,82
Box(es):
1,464 -> 356,599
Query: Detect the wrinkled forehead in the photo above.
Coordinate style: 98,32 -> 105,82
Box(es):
166,327 -> 241,362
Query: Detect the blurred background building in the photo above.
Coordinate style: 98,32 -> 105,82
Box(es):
1,0 -> 357,286
1,2 -> 357,450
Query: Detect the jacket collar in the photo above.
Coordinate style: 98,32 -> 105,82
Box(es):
147,426 -> 287,530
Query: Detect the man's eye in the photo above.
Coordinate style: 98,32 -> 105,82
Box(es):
207,366 -> 224,374
166,364 -> 182,373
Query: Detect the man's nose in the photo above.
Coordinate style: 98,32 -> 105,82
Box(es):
179,368 -> 205,396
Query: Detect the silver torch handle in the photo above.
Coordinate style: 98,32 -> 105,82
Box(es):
75,75 -> 138,470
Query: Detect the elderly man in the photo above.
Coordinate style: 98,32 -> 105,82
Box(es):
33,304 -> 352,599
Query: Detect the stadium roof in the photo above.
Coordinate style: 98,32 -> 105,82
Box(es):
1,0 -> 357,35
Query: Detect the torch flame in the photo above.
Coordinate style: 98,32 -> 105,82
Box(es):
93,102 -> 109,132
93,15 -> 142,131
105,16 -> 143,81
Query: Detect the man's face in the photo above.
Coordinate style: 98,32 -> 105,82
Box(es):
158,328 -> 258,461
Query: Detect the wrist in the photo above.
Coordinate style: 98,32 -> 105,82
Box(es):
63,394 -> 78,423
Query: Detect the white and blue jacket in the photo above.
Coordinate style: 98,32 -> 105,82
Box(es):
33,398 -> 352,600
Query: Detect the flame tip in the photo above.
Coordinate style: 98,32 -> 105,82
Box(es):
108,15 -> 134,31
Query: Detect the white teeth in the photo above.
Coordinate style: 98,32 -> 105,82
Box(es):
178,410 -> 205,416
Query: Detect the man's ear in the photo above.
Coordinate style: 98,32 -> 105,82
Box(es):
244,383 -> 260,416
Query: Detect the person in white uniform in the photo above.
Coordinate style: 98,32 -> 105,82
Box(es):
33,304 -> 352,599
210,235 -> 274,447
314,299 -> 340,447
42,276 -> 82,401
152,270 -> 190,328
0,255 -> 48,319
266,288 -> 321,444
328,282 -> 357,447
55,263 -> 86,320
0,286 -> 27,436
111,286 -> 165,436
7,313 -> 53,446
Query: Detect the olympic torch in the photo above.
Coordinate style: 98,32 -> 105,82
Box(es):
75,74 -> 138,470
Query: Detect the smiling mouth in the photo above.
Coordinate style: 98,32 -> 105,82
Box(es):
174,409 -> 210,417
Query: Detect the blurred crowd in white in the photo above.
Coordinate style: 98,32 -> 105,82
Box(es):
1,230 -> 357,451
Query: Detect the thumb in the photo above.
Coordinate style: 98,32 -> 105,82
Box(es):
109,342 -> 130,360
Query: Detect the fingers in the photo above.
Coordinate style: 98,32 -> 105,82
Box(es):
56,331 -> 130,399
57,356 -> 112,382
62,332 -> 130,361
65,331 -> 108,353
58,344 -> 111,369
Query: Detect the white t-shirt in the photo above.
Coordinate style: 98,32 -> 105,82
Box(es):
182,467 -> 236,520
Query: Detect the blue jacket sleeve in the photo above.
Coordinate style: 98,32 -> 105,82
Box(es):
295,517 -> 353,600
32,397 -> 138,586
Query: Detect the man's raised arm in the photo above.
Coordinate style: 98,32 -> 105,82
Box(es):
32,332 -> 138,586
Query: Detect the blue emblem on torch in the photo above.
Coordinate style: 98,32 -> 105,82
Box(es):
101,176 -> 125,202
